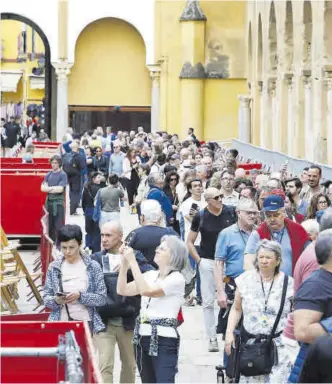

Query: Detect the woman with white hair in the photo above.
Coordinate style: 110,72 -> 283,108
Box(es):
225,240 -> 294,383
301,219 -> 320,241
117,235 -> 188,383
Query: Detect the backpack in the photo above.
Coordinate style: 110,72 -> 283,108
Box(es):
62,152 -> 78,176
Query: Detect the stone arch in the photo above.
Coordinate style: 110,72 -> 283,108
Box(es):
268,1 -> 278,73
303,1 -> 312,65
248,22 -> 253,81
323,0 -> 332,61
1,13 -> 52,135
68,17 -> 151,108
257,13 -> 263,79
284,1 -> 294,71
67,0 -> 155,65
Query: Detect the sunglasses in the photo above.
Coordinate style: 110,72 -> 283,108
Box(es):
212,195 -> 223,200
170,177 -> 178,181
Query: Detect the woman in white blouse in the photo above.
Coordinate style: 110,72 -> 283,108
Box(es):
117,235 -> 188,384
122,147 -> 140,208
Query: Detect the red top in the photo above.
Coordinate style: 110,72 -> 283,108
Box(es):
256,218 -> 310,275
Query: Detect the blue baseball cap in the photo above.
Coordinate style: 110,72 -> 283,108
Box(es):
263,195 -> 284,212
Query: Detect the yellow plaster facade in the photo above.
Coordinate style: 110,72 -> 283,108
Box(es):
68,18 -> 151,107
1,20 -> 45,105
1,0 -> 247,141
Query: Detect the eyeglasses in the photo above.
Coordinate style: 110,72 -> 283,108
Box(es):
170,178 -> 178,181
243,211 -> 258,216
212,195 -> 223,200
222,178 -> 234,182
318,200 -> 328,205
96,149 -> 102,152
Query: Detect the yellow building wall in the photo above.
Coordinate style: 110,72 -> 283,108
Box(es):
1,20 -> 45,105
156,0 -> 247,140
204,79 -> 247,142
68,18 -> 151,106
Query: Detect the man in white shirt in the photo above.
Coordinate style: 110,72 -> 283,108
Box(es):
179,179 -> 206,305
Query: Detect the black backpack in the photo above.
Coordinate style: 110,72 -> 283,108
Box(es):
62,152 -> 78,176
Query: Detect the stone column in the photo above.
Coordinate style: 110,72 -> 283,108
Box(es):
325,73 -> 332,165
267,78 -> 276,150
302,74 -> 314,162
237,95 -> 251,142
284,74 -> 294,156
258,81 -> 265,148
53,62 -> 73,142
148,65 -> 161,133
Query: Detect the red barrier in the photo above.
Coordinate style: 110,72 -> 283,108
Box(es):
1,162 -> 51,170
34,142 -> 60,148
1,158 -> 50,164
238,163 -> 262,171
0,173 -> 48,236
1,320 -> 102,383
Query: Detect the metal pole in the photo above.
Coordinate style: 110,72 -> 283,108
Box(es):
0,347 -> 59,357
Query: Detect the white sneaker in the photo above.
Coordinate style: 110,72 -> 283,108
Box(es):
208,338 -> 219,352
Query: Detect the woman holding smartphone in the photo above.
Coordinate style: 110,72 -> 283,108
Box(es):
43,224 -> 107,335
117,235 -> 188,384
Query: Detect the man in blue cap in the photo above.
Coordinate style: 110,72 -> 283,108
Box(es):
244,194 -> 311,276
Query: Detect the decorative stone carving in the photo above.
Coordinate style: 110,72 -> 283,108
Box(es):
268,77 -> 277,96
179,62 -> 205,79
283,72 -> 293,90
257,81 -> 263,95
53,61 -> 73,82
180,0 -> 207,22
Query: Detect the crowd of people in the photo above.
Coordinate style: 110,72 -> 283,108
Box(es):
41,125 -> 332,383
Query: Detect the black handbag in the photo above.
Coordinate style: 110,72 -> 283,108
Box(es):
238,275 -> 289,377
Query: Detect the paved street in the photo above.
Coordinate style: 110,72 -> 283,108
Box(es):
18,203 -> 223,383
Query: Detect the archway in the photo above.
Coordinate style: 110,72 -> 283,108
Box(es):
0,13 -> 52,136
284,1 -> 294,71
68,17 -> 151,134
303,1 -> 312,65
268,1 -> 278,74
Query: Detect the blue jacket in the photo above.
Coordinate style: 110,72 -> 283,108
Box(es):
288,316 -> 332,383
43,254 -> 107,334
147,186 -> 173,223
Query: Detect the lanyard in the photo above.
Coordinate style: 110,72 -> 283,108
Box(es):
260,275 -> 275,313
269,226 -> 285,245
237,224 -> 251,246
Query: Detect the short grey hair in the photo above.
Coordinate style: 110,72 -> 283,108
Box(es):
302,219 -> 320,236
147,173 -> 162,188
236,198 -> 258,212
101,221 -> 123,235
320,207 -> 332,232
141,199 -> 162,224
255,239 -> 282,274
160,235 -> 188,273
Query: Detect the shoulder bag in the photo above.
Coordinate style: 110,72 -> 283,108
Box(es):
238,274 -> 289,377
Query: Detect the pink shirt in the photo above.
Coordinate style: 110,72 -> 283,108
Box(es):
283,242 -> 319,339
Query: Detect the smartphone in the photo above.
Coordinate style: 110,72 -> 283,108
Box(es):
191,203 -> 199,211
56,292 -> 68,297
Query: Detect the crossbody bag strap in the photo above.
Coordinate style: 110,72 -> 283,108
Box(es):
268,274 -> 289,342
58,261 -> 74,321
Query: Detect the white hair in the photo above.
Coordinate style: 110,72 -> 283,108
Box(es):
236,198 -> 258,212
301,219 -> 320,236
141,200 -> 162,224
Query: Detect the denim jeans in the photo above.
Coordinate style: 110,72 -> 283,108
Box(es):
189,246 -> 202,299
135,336 -> 179,383
199,258 -> 217,340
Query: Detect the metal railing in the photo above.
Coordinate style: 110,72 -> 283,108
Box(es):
232,140 -> 332,181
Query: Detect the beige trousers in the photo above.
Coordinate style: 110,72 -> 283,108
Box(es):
94,325 -> 136,384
